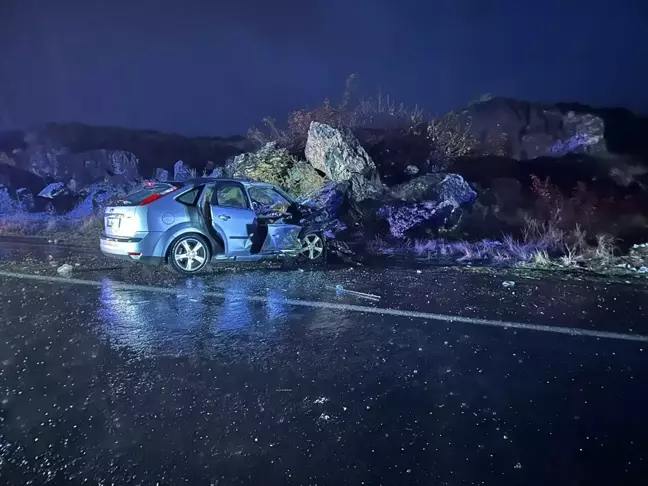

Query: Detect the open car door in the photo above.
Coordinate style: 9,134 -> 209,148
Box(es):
261,223 -> 302,254
209,181 -> 256,256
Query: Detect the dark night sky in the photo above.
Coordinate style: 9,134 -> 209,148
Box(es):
1,0 -> 647,136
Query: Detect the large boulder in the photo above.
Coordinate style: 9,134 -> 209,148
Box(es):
226,142 -> 325,197
520,111 -> 606,159
16,123 -> 252,179
378,173 -> 477,239
14,145 -> 140,192
154,168 -> 169,181
305,122 -> 383,202
173,160 -> 192,181
379,200 -> 476,239
390,173 -> 476,205
457,97 -> 608,160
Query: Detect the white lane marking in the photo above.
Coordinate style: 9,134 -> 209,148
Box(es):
1,270 -> 647,343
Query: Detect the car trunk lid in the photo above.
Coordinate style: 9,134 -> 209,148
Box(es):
103,182 -> 179,238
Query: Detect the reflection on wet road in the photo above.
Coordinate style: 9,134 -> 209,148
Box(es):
1,247 -> 648,484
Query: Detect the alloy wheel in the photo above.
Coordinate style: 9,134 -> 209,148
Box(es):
174,238 -> 207,272
300,234 -> 324,260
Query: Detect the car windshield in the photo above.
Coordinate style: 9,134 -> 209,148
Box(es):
248,186 -> 291,207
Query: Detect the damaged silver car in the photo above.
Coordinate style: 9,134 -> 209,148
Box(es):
100,177 -> 333,274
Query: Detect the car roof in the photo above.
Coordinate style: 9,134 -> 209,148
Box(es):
168,177 -> 275,188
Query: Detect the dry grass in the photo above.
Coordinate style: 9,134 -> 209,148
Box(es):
591,233 -> 616,261
0,210 -> 103,245
531,249 -> 551,266
559,246 -> 580,267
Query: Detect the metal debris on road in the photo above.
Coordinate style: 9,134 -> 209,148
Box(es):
332,284 -> 381,301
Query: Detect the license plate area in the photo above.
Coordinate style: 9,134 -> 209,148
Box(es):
106,215 -> 122,228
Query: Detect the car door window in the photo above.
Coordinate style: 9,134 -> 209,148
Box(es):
212,183 -> 249,209
248,186 -> 290,207
176,186 -> 203,206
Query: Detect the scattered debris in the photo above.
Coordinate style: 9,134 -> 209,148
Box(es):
38,182 -> 67,199
502,280 -> 516,288
56,263 -> 73,276
332,284 -> 381,301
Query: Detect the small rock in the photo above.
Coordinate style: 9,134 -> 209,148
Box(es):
405,165 -> 419,176
502,280 -> 516,288
56,264 -> 73,276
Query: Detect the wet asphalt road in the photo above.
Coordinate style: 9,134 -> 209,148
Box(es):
1,241 -> 648,485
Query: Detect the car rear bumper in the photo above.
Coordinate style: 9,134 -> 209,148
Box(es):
100,233 -> 164,266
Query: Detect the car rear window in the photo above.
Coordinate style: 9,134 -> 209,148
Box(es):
116,182 -> 180,206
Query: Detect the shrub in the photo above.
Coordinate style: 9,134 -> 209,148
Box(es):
227,143 -> 325,197
591,233 -> 616,261
529,175 -> 597,231
248,74 -> 426,149
0,188 -> 16,215
427,112 -> 478,168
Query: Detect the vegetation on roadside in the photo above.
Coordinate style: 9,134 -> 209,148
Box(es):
247,73 -> 479,169
0,187 -> 106,244
367,175 -> 648,276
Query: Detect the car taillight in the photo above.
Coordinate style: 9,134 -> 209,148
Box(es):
138,186 -> 179,206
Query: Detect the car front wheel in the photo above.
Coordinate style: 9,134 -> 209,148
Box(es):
299,233 -> 326,263
169,234 -> 211,275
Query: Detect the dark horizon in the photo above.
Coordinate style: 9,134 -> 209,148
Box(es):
1,0 -> 647,137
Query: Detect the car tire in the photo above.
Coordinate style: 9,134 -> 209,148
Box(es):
298,232 -> 326,265
168,234 -> 211,275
